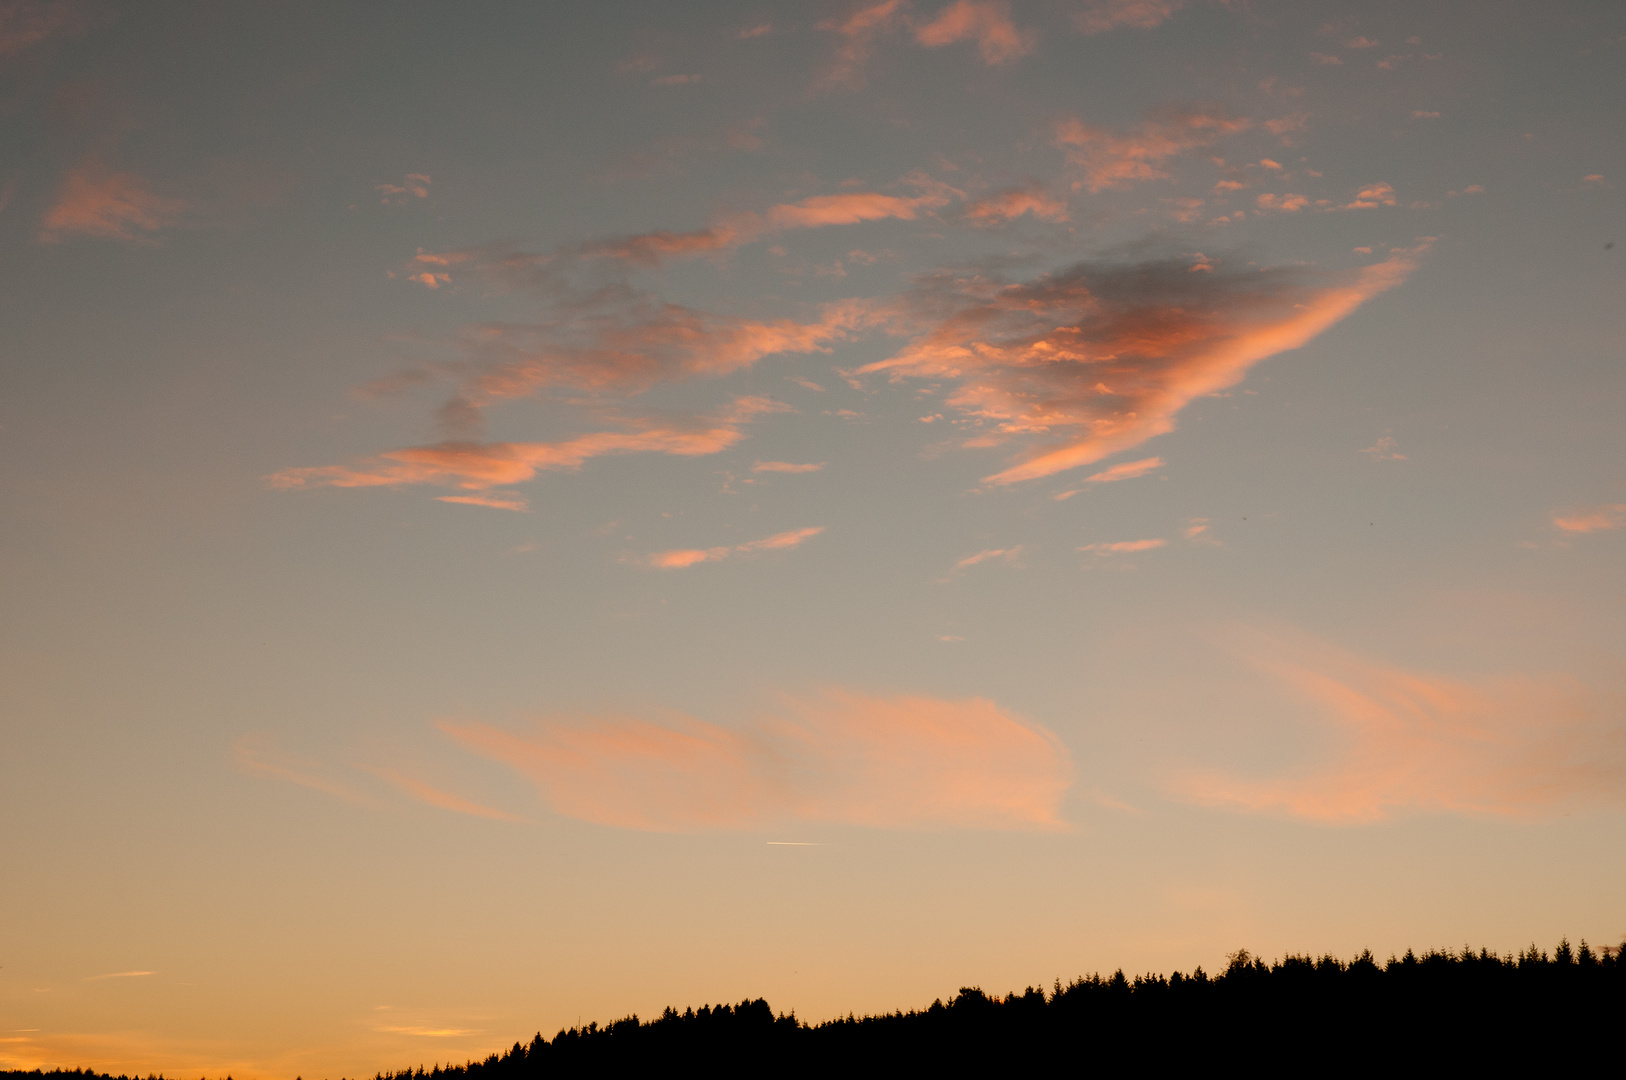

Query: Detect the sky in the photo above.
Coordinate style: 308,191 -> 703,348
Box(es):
1,0 -> 1623,1074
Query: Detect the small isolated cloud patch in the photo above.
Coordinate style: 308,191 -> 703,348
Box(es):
377,173 -> 431,204
1552,504 -> 1626,534
752,460 -> 825,473
1360,435 -> 1406,460
645,526 -> 825,568
1079,538 -> 1165,555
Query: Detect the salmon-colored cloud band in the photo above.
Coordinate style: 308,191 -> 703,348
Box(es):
442,689 -> 1073,832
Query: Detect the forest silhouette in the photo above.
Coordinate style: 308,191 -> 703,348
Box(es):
10,937 -> 1624,1074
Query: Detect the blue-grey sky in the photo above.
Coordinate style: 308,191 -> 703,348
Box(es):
2,1 -> 1624,1075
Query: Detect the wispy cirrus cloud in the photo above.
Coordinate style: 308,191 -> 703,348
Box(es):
752,460 -> 825,473
1079,538 -> 1164,555
854,248 -> 1423,485
1171,629 -> 1626,823
1072,0 -> 1183,35
1055,105 -> 1249,193
1051,456 -> 1163,498
815,0 -> 908,91
581,182 -> 959,267
1552,504 -> 1626,533
268,397 -> 789,499
364,297 -> 875,440
360,766 -> 523,822
442,688 -> 1072,831
644,525 -> 824,569
38,155 -> 186,243
232,734 -> 380,808
912,1 -> 1034,65
964,184 -> 1069,225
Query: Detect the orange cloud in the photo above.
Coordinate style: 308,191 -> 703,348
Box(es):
645,525 -> 825,569
1552,504 -> 1626,533
269,398 -> 787,497
1171,630 -> 1626,823
38,156 -> 186,243
442,688 -> 1072,831
941,545 -> 1025,580
436,493 -> 529,511
816,0 -> 907,90
1083,456 -> 1162,483
584,186 -> 956,267
1079,538 -> 1164,554
912,0 -> 1034,64
1255,192 -> 1309,212
1343,181 -> 1397,209
355,295 -> 870,442
854,248 -> 1422,485
964,185 -> 1069,224
1073,0 -> 1183,34
1056,104 -> 1249,192
752,460 -> 825,473
361,766 -> 524,822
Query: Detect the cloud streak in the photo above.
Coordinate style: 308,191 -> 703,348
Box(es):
268,397 -> 789,499
442,688 -> 1072,831
1171,630 -> 1626,823
645,525 -> 825,569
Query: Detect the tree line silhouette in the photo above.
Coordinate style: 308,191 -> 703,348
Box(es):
9,937 -> 1623,1074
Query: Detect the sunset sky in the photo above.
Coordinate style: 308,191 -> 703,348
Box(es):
2,0 -> 1624,1075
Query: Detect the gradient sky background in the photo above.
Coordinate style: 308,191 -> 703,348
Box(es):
2,0 -> 1624,1075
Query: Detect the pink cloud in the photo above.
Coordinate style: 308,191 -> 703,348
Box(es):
645,525 -> 825,569
441,688 -> 1072,831
816,0 -> 908,90
1255,192 -> 1309,212
912,0 -> 1034,65
38,156 -> 187,243
582,184 -> 955,267
1171,630 -> 1626,823
436,493 -> 529,511
854,248 -> 1423,485
1342,181 -> 1397,209
360,297 -> 874,440
268,398 -> 787,497
949,543 -> 1021,569
1073,0 -> 1183,34
1552,504 -> 1626,533
964,184 -> 1069,224
1079,538 -> 1165,554
1055,105 -> 1250,192
1083,456 -> 1163,483
752,460 -> 825,473
361,766 -> 524,822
